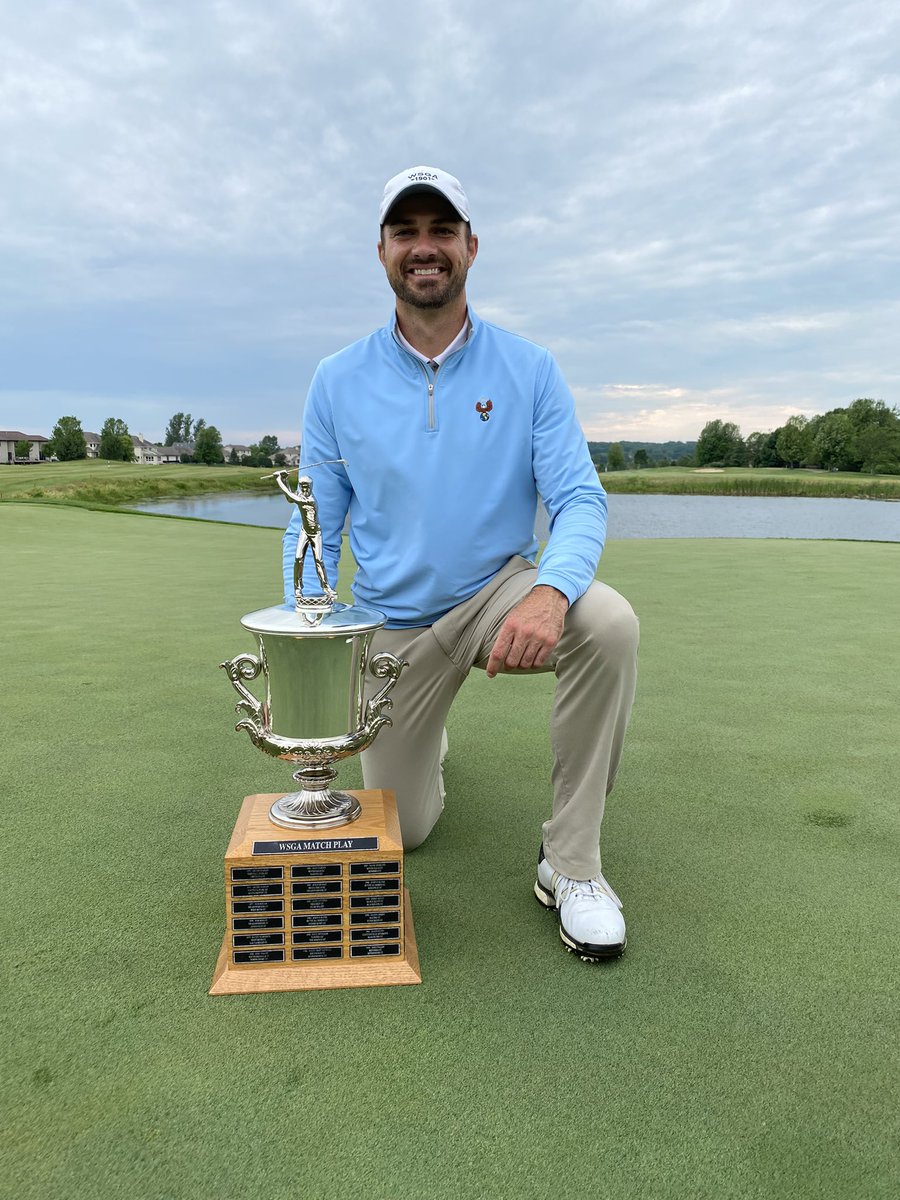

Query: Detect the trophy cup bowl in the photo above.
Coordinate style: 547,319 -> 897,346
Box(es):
221,602 -> 406,830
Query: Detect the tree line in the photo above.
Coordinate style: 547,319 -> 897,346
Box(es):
159,411 -> 226,463
591,399 -> 899,474
589,440 -> 697,471
695,399 -> 900,474
39,398 -> 898,476
40,413 -> 287,468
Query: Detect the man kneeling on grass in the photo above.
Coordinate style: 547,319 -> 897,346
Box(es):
284,166 -> 639,961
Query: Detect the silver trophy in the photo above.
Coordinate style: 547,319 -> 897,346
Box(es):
220,463 -> 406,830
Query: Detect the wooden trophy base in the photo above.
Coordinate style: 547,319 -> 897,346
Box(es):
209,790 -> 421,995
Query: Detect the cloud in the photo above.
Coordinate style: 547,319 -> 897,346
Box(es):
572,363 -> 900,441
1,0 -> 898,442
574,382 -> 820,441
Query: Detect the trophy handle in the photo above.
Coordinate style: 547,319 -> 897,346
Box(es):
363,651 -> 408,733
219,653 -> 265,735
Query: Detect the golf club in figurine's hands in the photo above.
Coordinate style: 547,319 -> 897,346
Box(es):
220,463 -> 407,830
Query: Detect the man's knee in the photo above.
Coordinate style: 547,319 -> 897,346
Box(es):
362,746 -> 445,852
395,790 -> 443,851
400,819 -> 437,852
564,583 -> 639,662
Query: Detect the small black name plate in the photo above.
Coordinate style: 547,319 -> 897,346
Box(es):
350,943 -> 400,958
231,866 -> 283,881
291,864 -> 342,878
291,880 -> 342,895
350,877 -> 399,893
233,948 -> 284,964
351,926 -> 400,943
233,932 -> 284,948
349,893 -> 400,911
351,909 -> 400,926
292,929 -> 342,945
350,861 -> 400,876
252,837 -> 379,855
232,899 -> 284,915
293,912 -> 342,928
292,896 -> 341,912
231,882 -> 284,898
234,916 -> 285,932
292,945 -> 343,961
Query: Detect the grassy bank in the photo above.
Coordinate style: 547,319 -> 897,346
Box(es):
0,459 -> 273,507
3,459 -> 900,508
3,504 -> 898,1200
601,465 -> 900,499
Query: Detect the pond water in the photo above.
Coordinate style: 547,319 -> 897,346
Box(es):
131,492 -> 899,542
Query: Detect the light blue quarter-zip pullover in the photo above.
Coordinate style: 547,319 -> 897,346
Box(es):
282,309 -> 607,628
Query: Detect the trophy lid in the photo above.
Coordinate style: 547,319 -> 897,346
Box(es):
240,602 -> 388,637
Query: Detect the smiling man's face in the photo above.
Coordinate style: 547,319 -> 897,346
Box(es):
378,195 -> 478,311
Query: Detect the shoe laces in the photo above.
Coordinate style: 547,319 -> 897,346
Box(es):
555,872 -> 622,909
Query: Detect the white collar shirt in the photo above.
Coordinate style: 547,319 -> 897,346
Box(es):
395,315 -> 471,369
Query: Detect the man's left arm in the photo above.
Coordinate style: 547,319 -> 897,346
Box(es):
486,353 -> 606,678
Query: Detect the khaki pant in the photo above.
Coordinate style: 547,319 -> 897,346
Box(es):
361,556 -> 639,879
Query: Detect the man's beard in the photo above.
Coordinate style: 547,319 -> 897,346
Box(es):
389,262 -> 468,310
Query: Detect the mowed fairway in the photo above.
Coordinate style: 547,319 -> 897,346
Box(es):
2,504 -> 898,1200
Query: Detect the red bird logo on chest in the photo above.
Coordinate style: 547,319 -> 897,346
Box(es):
476,399 -> 493,422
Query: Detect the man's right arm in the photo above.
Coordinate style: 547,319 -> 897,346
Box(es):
281,368 -> 351,604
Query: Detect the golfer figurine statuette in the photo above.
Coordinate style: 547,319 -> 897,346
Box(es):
272,469 -> 337,610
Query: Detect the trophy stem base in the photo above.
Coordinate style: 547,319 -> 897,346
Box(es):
268,788 -> 362,829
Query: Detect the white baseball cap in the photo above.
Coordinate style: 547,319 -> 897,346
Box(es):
379,166 -> 471,225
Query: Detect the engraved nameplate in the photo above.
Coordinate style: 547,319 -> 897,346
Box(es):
233,932 -> 284,948
234,916 -> 285,932
350,909 -> 400,926
231,866 -> 284,881
350,878 -> 399,893
350,943 -> 401,958
291,864 -> 342,878
292,945 -> 343,961
253,837 -> 379,855
350,861 -> 400,876
292,896 -> 341,912
292,929 -> 342,945
292,913 -> 343,928
233,948 -> 284,964
232,899 -> 284,915
291,880 -> 342,895
350,926 -> 400,942
349,893 -> 400,910
231,882 -> 284,898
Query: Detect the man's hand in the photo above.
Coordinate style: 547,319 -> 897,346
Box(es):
485,586 -> 569,678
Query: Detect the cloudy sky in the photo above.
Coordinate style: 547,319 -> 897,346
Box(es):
2,0 -> 898,446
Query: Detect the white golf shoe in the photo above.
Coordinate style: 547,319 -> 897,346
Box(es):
534,847 -> 626,960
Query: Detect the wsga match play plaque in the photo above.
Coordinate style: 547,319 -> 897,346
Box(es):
209,789 -> 420,994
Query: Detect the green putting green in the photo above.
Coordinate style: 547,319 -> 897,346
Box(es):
2,504 -> 897,1200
